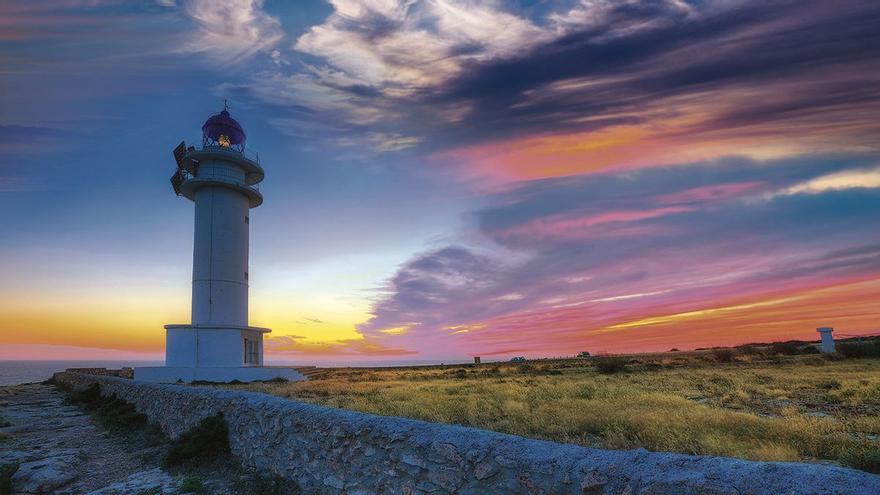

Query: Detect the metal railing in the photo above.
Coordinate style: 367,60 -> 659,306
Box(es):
177,168 -> 260,193
198,144 -> 261,164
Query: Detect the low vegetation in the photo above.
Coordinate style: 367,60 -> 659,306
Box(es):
65,383 -> 165,447
225,342 -> 880,473
0,462 -> 18,495
163,414 -> 229,468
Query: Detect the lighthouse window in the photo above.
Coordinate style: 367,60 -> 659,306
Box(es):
245,215 -> 249,224
244,271 -> 249,280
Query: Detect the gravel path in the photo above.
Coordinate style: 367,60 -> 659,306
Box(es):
0,383 -> 209,494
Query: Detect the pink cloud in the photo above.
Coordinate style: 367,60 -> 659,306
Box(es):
493,206 -> 692,240
656,181 -> 764,205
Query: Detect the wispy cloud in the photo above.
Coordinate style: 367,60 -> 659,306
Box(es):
358,155 -> 880,355
182,0 -> 283,63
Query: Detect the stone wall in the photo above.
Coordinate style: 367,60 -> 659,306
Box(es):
53,371 -> 880,495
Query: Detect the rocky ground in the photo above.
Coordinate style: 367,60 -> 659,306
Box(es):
0,383 -> 236,495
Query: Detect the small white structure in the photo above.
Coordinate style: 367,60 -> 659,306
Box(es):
817,327 -> 836,354
136,107 -> 303,383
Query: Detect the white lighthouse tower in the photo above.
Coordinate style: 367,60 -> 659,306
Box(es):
135,107 -> 303,383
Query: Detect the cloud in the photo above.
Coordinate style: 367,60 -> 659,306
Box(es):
358,155 -> 880,355
230,0 -> 880,171
182,0 -> 283,62
265,334 -> 417,356
778,166 -> 880,196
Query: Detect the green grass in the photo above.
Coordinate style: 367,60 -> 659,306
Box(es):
223,351 -> 880,472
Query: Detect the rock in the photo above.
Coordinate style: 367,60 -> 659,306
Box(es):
474,460 -> 498,480
11,455 -> 78,493
82,468 -> 176,495
580,470 -> 608,494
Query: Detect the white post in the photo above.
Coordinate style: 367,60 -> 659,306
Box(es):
817,327 -> 835,353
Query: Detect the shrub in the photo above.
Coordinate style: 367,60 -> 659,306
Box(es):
842,445 -> 880,474
837,341 -> 880,359
0,415 -> 9,428
737,345 -> 760,355
66,383 -> 151,432
0,462 -> 18,495
233,473 -> 301,495
800,345 -> 820,354
769,341 -> 800,355
179,476 -> 208,494
712,349 -> 735,363
163,414 -> 230,468
594,357 -> 628,374
518,364 -> 534,373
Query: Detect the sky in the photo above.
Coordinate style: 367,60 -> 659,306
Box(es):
1,0 -> 879,364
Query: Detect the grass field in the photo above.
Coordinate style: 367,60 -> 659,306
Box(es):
222,345 -> 880,472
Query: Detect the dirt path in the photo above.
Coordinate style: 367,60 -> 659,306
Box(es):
1,383 -> 179,494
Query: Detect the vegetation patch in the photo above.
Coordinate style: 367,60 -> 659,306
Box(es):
0,462 -> 18,495
594,357 -> 628,374
712,349 -> 735,363
178,475 -> 208,494
232,473 -> 301,495
163,414 -> 230,468
838,341 -> 880,359
841,444 -> 880,474
64,383 -> 165,448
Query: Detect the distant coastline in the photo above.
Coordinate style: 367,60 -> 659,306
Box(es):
0,360 -> 161,386
0,359 -> 479,386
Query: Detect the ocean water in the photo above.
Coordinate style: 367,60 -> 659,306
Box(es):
0,360 -> 161,386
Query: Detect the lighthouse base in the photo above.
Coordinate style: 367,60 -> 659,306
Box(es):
133,366 -> 305,384
133,323 -> 304,383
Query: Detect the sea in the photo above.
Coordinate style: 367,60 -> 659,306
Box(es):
0,358 -> 477,386
0,361 -> 161,386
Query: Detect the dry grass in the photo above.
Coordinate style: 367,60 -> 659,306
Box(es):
220,351 -> 880,471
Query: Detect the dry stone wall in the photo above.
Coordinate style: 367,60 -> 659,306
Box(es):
53,371 -> 880,495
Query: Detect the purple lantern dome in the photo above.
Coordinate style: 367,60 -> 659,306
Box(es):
202,108 -> 246,152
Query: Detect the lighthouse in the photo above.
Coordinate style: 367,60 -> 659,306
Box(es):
135,107 -> 303,383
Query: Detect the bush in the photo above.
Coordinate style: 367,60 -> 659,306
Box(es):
163,414 -> 230,468
0,462 -> 18,495
837,341 -> 880,359
594,357 -> 628,374
233,473 -> 301,495
66,383 -> 151,432
712,349 -> 735,363
0,415 -> 9,428
179,476 -> 207,494
842,445 -> 880,474
737,345 -> 760,355
769,341 -> 800,355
